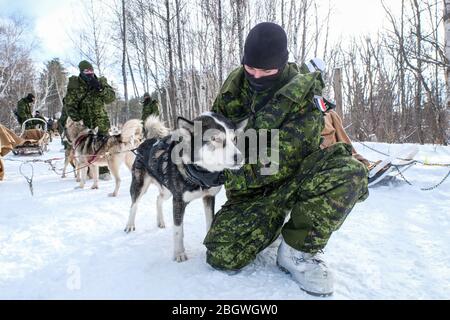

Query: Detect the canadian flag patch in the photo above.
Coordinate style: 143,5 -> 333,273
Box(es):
313,95 -> 328,113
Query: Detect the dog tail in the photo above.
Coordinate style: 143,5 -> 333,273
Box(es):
121,119 -> 143,145
144,116 -> 170,140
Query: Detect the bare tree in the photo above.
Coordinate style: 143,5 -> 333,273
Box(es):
121,0 -> 129,119
445,0 -> 450,142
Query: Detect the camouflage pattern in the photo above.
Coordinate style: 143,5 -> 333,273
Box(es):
58,102 -> 71,150
141,98 -> 160,121
64,75 -> 115,134
58,102 -> 69,136
211,63 -> 326,194
204,63 -> 369,271
16,98 -> 33,128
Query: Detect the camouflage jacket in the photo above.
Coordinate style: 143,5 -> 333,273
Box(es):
142,99 -> 160,121
58,103 -> 69,135
16,98 -> 33,125
212,63 -> 326,196
64,75 -> 115,134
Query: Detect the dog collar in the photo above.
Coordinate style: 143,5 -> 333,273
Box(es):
184,164 -> 225,189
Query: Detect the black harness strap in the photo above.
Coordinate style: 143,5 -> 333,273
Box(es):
184,164 -> 225,189
135,137 -> 224,190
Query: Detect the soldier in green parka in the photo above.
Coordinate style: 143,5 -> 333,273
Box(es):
65,60 -> 115,134
64,60 -> 116,179
16,93 -> 35,129
203,23 -> 369,297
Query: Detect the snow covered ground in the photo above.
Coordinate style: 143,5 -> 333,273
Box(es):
0,140 -> 449,300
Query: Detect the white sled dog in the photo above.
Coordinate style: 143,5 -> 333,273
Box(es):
125,113 -> 247,262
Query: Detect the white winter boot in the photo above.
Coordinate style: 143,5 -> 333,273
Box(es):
277,238 -> 334,297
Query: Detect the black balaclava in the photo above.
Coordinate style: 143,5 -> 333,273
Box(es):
242,22 -> 289,92
143,92 -> 151,103
26,93 -> 35,102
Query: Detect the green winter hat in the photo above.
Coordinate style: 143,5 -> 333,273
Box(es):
143,92 -> 150,98
78,60 -> 94,71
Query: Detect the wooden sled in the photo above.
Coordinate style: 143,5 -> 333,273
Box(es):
12,118 -> 50,156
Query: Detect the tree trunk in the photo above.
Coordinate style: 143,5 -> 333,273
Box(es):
236,0 -> 245,59
165,0 -> 177,127
300,0 -> 308,62
121,0 -> 129,120
218,0 -> 223,84
400,0 -> 407,140
333,68 -> 343,119
413,0 -> 424,144
444,0 -> 450,142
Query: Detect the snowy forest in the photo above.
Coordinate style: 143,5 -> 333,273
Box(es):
1,0 -> 450,145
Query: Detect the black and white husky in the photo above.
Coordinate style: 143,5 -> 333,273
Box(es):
125,113 -> 247,262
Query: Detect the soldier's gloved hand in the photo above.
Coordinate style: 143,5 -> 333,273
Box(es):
88,76 -> 102,92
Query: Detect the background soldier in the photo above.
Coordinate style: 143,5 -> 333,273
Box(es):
141,92 -> 160,121
64,60 -> 116,180
16,93 -> 35,129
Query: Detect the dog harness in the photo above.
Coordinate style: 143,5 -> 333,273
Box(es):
134,137 -> 225,190
74,133 -> 110,164
184,164 -> 225,189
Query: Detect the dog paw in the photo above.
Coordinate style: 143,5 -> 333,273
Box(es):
124,225 -> 135,233
91,185 -> 99,190
61,174 -> 66,179
157,221 -> 166,229
108,192 -> 118,197
174,252 -> 188,262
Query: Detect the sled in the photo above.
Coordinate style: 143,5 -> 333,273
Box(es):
368,146 -> 419,187
12,118 -> 50,156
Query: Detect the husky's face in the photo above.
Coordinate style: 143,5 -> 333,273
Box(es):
176,112 -> 247,172
66,118 -> 86,140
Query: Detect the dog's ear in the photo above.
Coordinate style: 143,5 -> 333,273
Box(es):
235,118 -> 248,133
93,127 -> 99,135
177,117 -> 194,132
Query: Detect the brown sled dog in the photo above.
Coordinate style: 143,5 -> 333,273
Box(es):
73,119 -> 143,197
62,118 -> 85,181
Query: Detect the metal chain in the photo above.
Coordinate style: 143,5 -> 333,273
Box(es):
354,140 -> 450,167
356,140 -> 390,157
350,138 -> 450,191
393,164 -> 450,191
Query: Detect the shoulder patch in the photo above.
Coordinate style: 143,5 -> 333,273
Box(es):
314,96 -> 336,113
314,96 -> 328,113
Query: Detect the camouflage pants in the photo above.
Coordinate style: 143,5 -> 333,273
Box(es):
204,143 -> 369,271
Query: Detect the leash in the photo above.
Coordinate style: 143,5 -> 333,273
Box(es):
58,147 -> 139,177
352,137 -> 450,167
18,162 -> 34,196
5,157 -> 66,180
